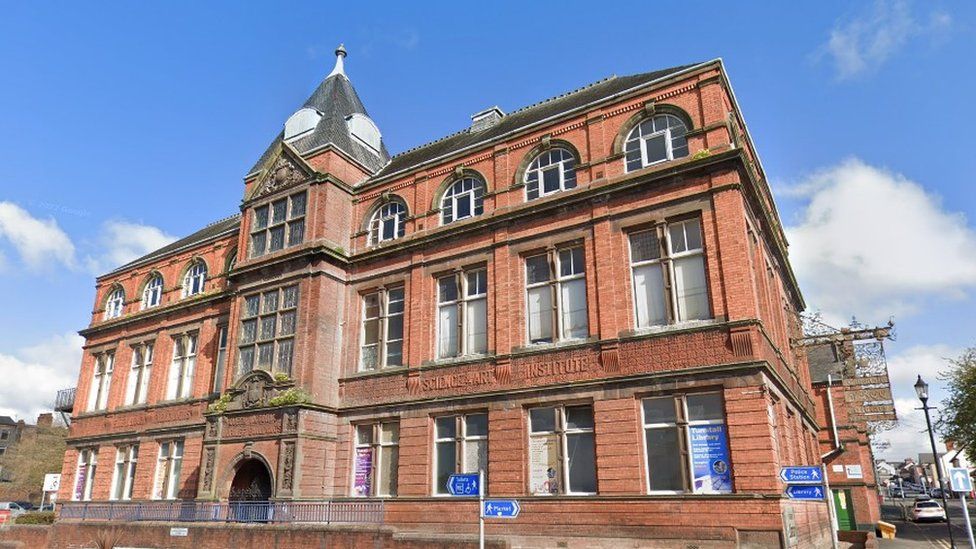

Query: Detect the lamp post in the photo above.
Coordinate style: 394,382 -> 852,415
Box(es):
916,375 -> 957,548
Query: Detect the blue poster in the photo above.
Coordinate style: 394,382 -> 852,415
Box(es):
689,424 -> 732,493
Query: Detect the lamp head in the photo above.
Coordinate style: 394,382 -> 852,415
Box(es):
915,375 -> 929,403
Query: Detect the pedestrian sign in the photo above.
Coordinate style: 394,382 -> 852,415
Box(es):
483,500 -> 520,518
785,485 -> 825,500
447,473 -> 480,496
950,468 -> 973,493
779,466 -> 822,484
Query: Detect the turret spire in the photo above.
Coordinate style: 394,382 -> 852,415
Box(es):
328,43 -> 347,78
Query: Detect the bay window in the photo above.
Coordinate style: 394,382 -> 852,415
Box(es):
528,405 -> 596,495
352,421 -> 399,497
525,247 -> 588,344
437,269 -> 488,359
359,288 -> 404,371
433,413 -> 488,495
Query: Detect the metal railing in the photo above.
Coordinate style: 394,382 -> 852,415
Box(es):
57,501 -> 384,525
54,387 -> 76,412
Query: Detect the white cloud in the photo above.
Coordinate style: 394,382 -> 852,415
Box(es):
0,201 -> 76,270
85,220 -> 176,274
818,1 -> 951,79
784,158 -> 976,324
0,332 -> 83,421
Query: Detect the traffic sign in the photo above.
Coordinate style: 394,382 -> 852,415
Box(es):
780,466 -> 823,484
785,485 -> 825,500
447,473 -> 480,496
483,500 -> 520,519
950,468 -> 973,493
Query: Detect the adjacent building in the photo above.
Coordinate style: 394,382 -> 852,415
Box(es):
56,48 -> 831,547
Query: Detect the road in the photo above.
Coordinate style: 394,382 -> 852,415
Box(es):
881,497 -> 976,548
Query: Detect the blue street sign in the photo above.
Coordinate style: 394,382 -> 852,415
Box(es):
786,485 -> 826,500
483,500 -> 520,519
950,468 -> 973,493
780,466 -> 823,484
447,473 -> 480,496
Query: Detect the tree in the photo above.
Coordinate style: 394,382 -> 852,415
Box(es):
0,423 -> 67,503
938,347 -> 976,463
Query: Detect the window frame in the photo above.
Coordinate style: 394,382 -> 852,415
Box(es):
358,287 -> 405,371
432,412 -> 488,496
87,352 -> 114,412
440,177 -> 485,225
153,439 -> 184,500
351,421 -> 400,498
110,444 -> 138,501
367,201 -> 407,246
73,448 -> 98,501
524,148 -> 577,201
166,333 -> 197,401
237,285 -> 299,378
141,274 -> 163,309
623,114 -> 690,173
213,324 -> 228,392
104,286 -> 125,320
527,404 -> 596,496
249,191 -> 307,258
640,392 -> 730,495
435,268 -> 488,359
124,342 -> 153,406
524,246 -> 589,345
181,261 -> 208,298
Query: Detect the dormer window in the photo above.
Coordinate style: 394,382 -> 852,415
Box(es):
284,108 -> 322,142
346,114 -> 383,155
182,260 -> 207,298
440,177 -> 485,225
624,114 -> 689,172
141,273 -> 163,310
525,148 -> 577,200
104,286 -> 125,320
368,201 -> 407,246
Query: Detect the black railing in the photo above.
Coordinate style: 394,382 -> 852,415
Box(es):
57,501 -> 384,525
54,388 -> 76,412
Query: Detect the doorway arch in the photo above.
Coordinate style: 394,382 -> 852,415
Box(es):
229,458 -> 273,502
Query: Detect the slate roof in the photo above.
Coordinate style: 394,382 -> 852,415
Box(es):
0,416 -> 16,426
374,63 -> 703,180
249,71 -> 391,177
807,342 -> 847,384
103,214 -> 241,278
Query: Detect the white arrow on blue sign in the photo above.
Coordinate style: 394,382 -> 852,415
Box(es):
447,473 -> 480,496
780,466 -> 822,484
786,485 -> 825,500
483,500 -> 520,519
950,468 -> 973,493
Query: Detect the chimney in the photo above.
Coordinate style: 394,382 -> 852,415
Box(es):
36,413 -> 53,428
470,106 -> 505,132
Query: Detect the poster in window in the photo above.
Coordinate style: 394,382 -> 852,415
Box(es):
354,447 -> 373,496
689,424 -> 732,493
74,465 -> 87,500
529,435 -> 560,495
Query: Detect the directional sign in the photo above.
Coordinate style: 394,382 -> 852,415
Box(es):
950,468 -> 973,493
483,500 -> 520,519
785,485 -> 826,500
447,473 -> 480,496
780,466 -> 823,484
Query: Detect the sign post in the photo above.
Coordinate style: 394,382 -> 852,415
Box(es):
447,472 -> 484,549
781,465 -> 836,549
479,469 -> 485,549
949,467 -> 976,549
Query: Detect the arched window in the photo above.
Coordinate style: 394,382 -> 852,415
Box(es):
525,148 -> 577,200
440,177 -> 485,225
623,114 -> 689,173
182,260 -> 207,297
142,273 -> 163,309
104,286 -> 125,320
368,201 -> 406,245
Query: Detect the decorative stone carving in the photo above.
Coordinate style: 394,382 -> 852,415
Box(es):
219,370 -> 286,412
281,442 -> 296,492
202,447 -> 216,490
205,417 -> 219,439
284,410 -> 298,432
255,155 -> 310,199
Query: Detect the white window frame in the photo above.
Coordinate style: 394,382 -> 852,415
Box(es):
527,405 -> 596,496
73,448 -> 97,501
249,191 -> 307,258
166,333 -> 197,400
436,269 -> 488,359
640,392 -> 728,495
524,246 -> 588,345
628,217 -> 710,329
359,287 -> 405,371
153,439 -> 184,500
141,274 -> 163,309
237,285 -> 299,377
182,261 -> 207,298
213,324 -> 228,392
104,287 -> 125,320
524,148 -> 577,201
87,352 -> 114,412
367,202 -> 406,245
110,445 -> 138,501
440,178 -> 485,225
623,114 -> 689,173
432,413 -> 488,495
124,342 -> 153,406
351,422 -> 399,498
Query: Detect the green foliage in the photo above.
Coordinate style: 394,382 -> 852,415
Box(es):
0,424 -> 67,503
14,511 -> 55,524
268,387 -> 311,407
937,347 -> 976,462
332,245 -> 345,255
208,393 -> 233,413
273,372 -> 292,383
692,149 -> 712,160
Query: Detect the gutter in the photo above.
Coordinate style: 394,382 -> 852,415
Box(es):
821,373 -> 844,460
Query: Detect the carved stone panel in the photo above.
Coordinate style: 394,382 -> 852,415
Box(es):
280,441 -> 296,493
254,155 -> 310,199
202,447 -> 216,491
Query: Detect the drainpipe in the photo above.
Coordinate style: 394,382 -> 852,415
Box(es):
820,374 -> 841,549
821,374 -> 842,460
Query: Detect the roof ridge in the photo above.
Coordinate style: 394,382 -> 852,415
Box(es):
204,212 -> 242,228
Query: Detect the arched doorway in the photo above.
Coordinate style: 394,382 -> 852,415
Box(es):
229,458 -> 273,522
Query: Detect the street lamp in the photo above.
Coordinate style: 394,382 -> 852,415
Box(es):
916,375 -> 957,548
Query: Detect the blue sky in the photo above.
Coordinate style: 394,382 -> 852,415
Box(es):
0,1 -> 973,460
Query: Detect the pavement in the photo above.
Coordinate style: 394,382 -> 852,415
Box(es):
879,497 -> 976,548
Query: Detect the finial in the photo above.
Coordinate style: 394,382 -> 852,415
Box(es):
329,43 -> 347,78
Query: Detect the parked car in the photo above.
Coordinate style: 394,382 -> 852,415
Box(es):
913,500 -> 947,522
12,501 -> 34,511
889,487 -> 904,498
930,488 -> 945,498
0,502 -> 29,519
37,503 -> 55,512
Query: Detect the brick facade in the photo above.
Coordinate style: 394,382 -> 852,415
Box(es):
55,56 -> 831,546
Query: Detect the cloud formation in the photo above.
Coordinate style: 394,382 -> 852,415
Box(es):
0,332 -> 84,421
818,1 -> 951,79
0,201 -> 76,270
784,158 -> 976,324
85,220 -> 176,274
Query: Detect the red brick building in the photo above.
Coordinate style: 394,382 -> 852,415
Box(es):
56,48 -> 832,547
